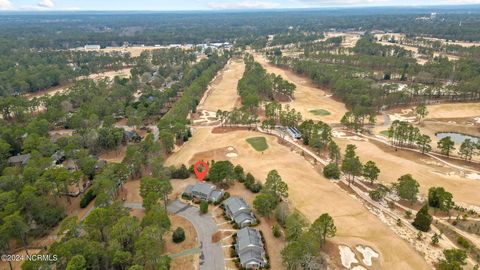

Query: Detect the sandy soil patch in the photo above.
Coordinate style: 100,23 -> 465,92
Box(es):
166,128 -> 429,270
24,84 -> 73,100
324,32 -> 362,48
129,209 -> 145,220
199,59 -> 244,112
98,145 -> 127,163
254,53 -> 347,124
121,179 -> 142,203
24,68 -> 131,101
190,145 -> 240,163
84,68 -> 131,80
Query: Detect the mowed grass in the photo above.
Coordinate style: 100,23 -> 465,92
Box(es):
309,109 -> 331,116
246,137 -> 269,152
380,130 -> 390,137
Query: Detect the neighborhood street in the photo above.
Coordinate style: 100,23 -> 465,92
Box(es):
167,200 -> 226,270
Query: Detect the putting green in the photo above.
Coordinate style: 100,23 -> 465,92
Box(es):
309,109 -> 331,116
246,137 -> 269,152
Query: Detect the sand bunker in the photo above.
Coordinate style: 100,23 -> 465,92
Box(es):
225,146 -> 239,158
351,266 -> 367,270
339,245 -> 359,269
333,130 -> 367,141
226,152 -> 238,158
388,113 -> 416,123
466,173 -> 480,180
356,245 -> 379,266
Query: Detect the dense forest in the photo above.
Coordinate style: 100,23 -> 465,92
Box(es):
2,7 -> 480,49
268,34 -> 480,113
2,7 -> 480,96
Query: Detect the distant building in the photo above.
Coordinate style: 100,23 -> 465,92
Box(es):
235,227 -> 268,269
223,197 -> 256,228
183,182 -> 224,203
7,154 -> 30,167
84,45 -> 101,50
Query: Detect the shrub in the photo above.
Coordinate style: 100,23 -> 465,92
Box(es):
457,236 -> 470,249
171,164 -> 190,179
412,204 -> 432,232
172,227 -> 186,243
405,210 -> 413,219
200,200 -> 209,214
323,163 -> 340,179
246,181 -> 262,193
80,189 -> 96,208
272,224 -> 281,238
369,189 -> 384,202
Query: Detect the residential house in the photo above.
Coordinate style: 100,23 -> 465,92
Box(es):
235,227 -> 268,269
183,182 -> 224,203
51,150 -> 66,165
124,130 -> 142,142
7,154 -> 31,167
223,197 -> 256,228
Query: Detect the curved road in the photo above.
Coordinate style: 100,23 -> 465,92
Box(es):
123,201 -> 225,270
167,200 -> 225,270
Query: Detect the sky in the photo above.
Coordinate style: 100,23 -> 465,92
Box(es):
1,0 -> 480,11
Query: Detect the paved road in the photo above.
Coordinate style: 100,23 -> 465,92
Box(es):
167,200 -> 225,270
123,200 -> 225,270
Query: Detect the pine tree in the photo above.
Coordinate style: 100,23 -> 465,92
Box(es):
412,204 -> 432,232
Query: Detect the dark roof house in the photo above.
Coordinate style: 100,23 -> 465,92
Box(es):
51,150 -> 66,165
235,227 -> 268,269
8,154 -> 31,167
223,197 -> 256,228
183,182 -> 224,203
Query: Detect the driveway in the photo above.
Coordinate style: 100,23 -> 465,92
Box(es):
167,200 -> 225,270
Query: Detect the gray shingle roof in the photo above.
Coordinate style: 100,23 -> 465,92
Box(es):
236,227 -> 266,267
224,197 -> 250,214
239,250 -> 265,266
236,227 -> 263,251
183,182 -> 223,202
192,182 -> 216,197
8,154 -> 30,165
234,212 -> 255,226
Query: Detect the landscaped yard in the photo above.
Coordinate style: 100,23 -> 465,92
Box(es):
309,109 -> 331,116
246,137 -> 269,152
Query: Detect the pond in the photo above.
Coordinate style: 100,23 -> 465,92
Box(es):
436,132 -> 480,144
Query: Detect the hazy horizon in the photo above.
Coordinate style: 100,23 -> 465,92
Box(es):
2,0 -> 480,12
